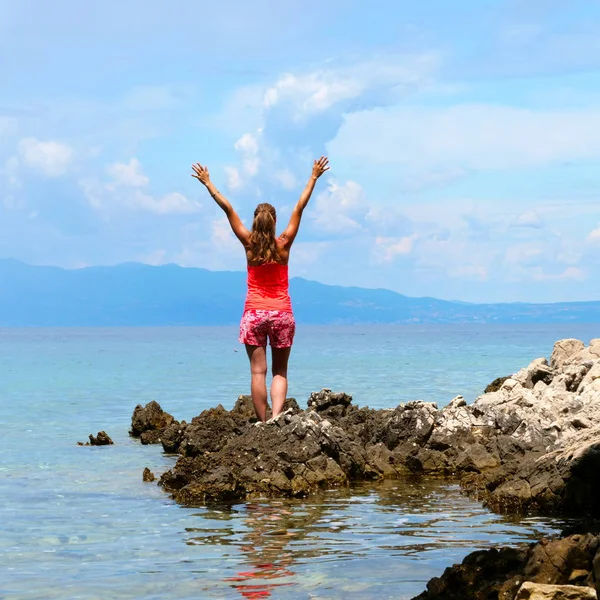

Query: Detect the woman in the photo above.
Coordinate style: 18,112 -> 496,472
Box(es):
191,156 -> 330,422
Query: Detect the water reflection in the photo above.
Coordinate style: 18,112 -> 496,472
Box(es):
184,479 -> 572,599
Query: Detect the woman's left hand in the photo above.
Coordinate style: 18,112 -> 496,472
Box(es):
191,163 -> 211,185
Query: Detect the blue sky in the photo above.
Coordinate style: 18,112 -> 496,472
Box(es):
2,0 -> 600,302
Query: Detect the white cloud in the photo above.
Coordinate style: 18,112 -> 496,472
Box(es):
273,168 -> 296,190
3,155 -> 20,187
263,53 -> 440,118
290,241 -> 331,269
587,224 -> 600,243
211,216 -> 241,251
311,180 -> 369,236
224,165 -> 243,190
329,104 -> 600,174
129,190 -> 201,215
504,243 -> 544,266
18,137 -> 73,176
79,178 -> 104,210
375,234 -> 418,262
107,158 -> 149,188
138,249 -> 168,266
512,210 -> 543,229
448,264 -> 487,280
81,157 -> 200,216
172,218 -> 244,271
531,266 -> 586,282
234,132 -> 260,176
0,117 -> 18,135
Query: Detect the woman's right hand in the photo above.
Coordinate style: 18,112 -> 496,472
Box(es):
311,156 -> 330,180
191,163 -> 211,186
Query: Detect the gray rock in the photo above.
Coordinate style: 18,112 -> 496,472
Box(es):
551,339 -> 586,370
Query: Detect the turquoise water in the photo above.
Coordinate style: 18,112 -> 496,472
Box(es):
1,324 -> 597,599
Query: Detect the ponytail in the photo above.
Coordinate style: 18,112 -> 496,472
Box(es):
248,203 -> 280,265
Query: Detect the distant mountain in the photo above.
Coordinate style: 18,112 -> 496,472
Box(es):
0,258 -> 599,326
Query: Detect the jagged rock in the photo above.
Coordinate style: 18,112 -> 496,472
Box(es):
466,426 -> 600,515
427,398 -> 482,453
140,430 -> 163,445
77,431 -> 113,446
412,545 -> 529,599
230,395 -> 301,422
142,467 -> 155,482
90,431 -> 113,445
130,400 -> 174,442
159,408 -> 389,503
515,582 -> 597,599
160,420 -> 186,453
180,405 -> 240,457
307,389 -> 353,419
513,358 -> 555,390
380,401 -> 438,449
230,395 -> 256,421
551,340 -> 586,370
412,534 -> 600,599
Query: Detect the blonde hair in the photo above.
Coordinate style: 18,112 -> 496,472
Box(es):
247,203 -> 280,265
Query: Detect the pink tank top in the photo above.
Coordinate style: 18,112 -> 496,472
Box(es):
244,263 -> 292,313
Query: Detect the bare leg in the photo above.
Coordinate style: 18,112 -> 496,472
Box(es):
246,345 -> 268,422
271,346 -> 291,418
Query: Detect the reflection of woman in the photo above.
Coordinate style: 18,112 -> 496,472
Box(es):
225,503 -> 296,599
192,157 -> 330,422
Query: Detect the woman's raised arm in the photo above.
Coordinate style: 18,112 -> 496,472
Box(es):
191,163 -> 250,246
281,156 -> 329,247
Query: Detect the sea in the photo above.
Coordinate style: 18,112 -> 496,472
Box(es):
1,323 -> 597,600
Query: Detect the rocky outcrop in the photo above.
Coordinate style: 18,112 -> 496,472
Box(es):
456,339 -> 600,515
130,400 -> 175,444
138,339 -> 600,515
158,405 -> 402,504
412,534 -> 600,599
77,431 -> 114,446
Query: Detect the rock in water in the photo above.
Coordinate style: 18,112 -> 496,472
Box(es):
77,431 -> 113,446
130,400 -> 175,445
142,468 -> 155,482
90,431 -> 113,446
412,534 -> 600,599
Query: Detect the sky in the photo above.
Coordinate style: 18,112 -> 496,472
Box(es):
1,0 -> 600,303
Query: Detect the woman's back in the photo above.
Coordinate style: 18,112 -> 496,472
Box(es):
244,262 -> 292,312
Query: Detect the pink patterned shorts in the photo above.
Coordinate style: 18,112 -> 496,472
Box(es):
239,310 -> 296,348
